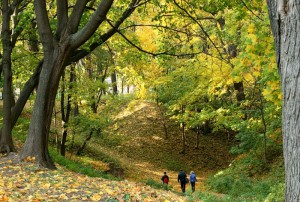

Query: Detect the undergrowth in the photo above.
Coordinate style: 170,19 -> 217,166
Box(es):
49,148 -> 117,180
206,154 -> 285,201
145,178 -> 172,191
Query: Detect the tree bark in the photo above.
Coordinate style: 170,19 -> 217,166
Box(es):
267,0 -> 300,200
0,0 -> 16,153
20,46 -> 70,169
180,105 -> 186,154
111,71 -> 118,94
20,0 -> 115,168
60,66 -> 74,156
76,131 -> 93,156
0,0 -> 140,160
196,125 -> 200,149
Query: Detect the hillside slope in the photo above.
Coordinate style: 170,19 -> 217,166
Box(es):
90,101 -> 234,192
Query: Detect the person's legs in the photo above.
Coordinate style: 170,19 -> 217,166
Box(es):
191,182 -> 195,192
181,182 -> 186,193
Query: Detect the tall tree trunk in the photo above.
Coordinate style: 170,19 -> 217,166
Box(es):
60,72 -> 67,156
28,21 -> 39,52
196,125 -> 200,149
18,0 -> 134,169
180,105 -> 186,154
76,131 -> 93,155
216,18 -> 246,103
60,66 -> 75,156
258,91 -> 267,164
267,0 -> 300,200
0,1 -> 39,152
0,60 -> 42,147
20,46 -> 70,169
0,0 -> 16,153
111,71 -> 118,94
157,103 -> 168,139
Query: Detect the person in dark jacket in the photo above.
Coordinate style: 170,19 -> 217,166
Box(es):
189,171 -> 197,192
161,171 -> 169,185
178,170 -> 187,193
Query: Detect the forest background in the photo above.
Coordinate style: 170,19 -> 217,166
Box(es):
0,0 -> 285,201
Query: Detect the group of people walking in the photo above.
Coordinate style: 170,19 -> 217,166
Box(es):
161,170 -> 197,193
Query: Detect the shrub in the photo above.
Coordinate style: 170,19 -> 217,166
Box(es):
49,148 -> 117,180
164,159 -> 187,172
264,182 -> 284,202
207,172 -> 235,194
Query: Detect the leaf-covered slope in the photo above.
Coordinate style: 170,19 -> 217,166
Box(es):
0,153 -> 186,201
96,101 -> 234,191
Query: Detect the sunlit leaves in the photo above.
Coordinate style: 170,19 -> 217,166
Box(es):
0,157 -> 186,201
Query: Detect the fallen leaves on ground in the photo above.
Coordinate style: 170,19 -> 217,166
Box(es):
0,153 -> 187,201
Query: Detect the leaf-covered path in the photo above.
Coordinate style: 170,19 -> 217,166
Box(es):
0,153 -> 188,201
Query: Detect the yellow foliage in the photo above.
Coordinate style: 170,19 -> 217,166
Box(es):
244,73 -> 253,81
247,24 -> 255,34
253,70 -> 261,77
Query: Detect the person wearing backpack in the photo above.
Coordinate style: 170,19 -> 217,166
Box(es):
161,171 -> 169,185
189,171 -> 197,192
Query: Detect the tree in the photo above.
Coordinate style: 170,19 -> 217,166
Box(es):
19,0 -> 142,169
267,1 -> 300,200
0,0 -> 26,152
1,0 -> 15,153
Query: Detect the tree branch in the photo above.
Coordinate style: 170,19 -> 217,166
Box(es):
70,0 -> 114,49
240,0 -> 263,21
107,20 -> 210,58
56,0 -> 68,38
68,0 -> 141,63
120,24 -> 203,39
173,0 -> 226,61
11,0 -> 26,47
34,0 -> 54,50
68,0 -> 89,34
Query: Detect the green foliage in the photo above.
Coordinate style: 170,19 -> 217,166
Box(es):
97,132 -> 128,147
164,158 -> 187,172
207,154 -> 285,201
12,117 -> 30,142
1,0 -> 284,200
264,183 -> 285,202
49,148 -> 117,180
145,178 -> 172,191
186,191 -> 226,202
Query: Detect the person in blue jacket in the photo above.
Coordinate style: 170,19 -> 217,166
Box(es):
189,171 -> 197,192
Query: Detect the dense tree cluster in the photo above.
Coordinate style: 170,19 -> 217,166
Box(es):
0,0 -> 299,200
